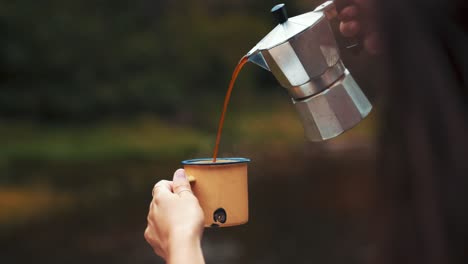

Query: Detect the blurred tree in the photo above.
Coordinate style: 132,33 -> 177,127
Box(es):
0,0 -> 291,123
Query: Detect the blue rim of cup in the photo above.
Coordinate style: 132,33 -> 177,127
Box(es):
181,157 -> 250,166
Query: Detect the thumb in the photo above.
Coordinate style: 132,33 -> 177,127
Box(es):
172,168 -> 193,197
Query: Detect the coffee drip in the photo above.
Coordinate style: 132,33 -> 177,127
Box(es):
212,56 -> 248,162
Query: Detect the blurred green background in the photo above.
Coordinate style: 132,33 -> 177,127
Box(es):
0,0 -> 379,263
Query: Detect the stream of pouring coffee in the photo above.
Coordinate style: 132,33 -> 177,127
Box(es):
212,56 -> 249,162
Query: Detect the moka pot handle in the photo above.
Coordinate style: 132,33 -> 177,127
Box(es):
314,0 -> 363,55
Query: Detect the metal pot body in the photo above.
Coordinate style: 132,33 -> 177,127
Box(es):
260,15 -> 343,99
248,2 -> 373,141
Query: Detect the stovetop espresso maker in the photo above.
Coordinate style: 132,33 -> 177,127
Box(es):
247,1 -> 372,141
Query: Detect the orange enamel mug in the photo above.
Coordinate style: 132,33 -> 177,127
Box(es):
182,158 -> 250,227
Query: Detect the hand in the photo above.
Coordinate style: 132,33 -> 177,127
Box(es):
337,0 -> 381,54
144,169 -> 205,263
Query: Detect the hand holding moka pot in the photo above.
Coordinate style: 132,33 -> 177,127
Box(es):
247,1 -> 372,141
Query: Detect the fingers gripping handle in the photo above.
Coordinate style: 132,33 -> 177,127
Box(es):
334,0 -> 353,14
334,0 -> 363,54
316,0 -> 363,54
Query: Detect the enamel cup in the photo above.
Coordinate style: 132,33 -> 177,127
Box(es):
182,158 -> 250,227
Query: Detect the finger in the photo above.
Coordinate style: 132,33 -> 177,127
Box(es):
144,226 -> 151,243
353,0 -> 369,8
340,20 -> 361,37
147,201 -> 158,223
152,242 -> 165,259
172,168 -> 193,197
152,180 -> 173,202
144,227 -> 165,258
364,31 -> 381,55
338,6 -> 358,22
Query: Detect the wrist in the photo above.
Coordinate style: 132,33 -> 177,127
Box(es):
170,225 -> 202,242
168,231 -> 201,248
167,232 -> 203,264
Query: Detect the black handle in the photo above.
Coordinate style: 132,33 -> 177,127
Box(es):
271,3 -> 288,24
334,0 -> 363,54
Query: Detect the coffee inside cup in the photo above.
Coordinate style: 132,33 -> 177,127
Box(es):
182,158 -> 250,166
191,159 -> 236,164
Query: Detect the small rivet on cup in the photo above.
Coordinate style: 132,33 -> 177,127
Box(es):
213,208 -> 227,224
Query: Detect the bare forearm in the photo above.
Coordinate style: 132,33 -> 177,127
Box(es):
167,236 -> 205,264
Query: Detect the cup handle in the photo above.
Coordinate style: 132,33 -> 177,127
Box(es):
187,175 -> 196,183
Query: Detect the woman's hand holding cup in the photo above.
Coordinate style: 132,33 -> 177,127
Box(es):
144,169 -> 205,264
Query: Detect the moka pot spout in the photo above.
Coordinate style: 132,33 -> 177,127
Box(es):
246,47 -> 270,72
